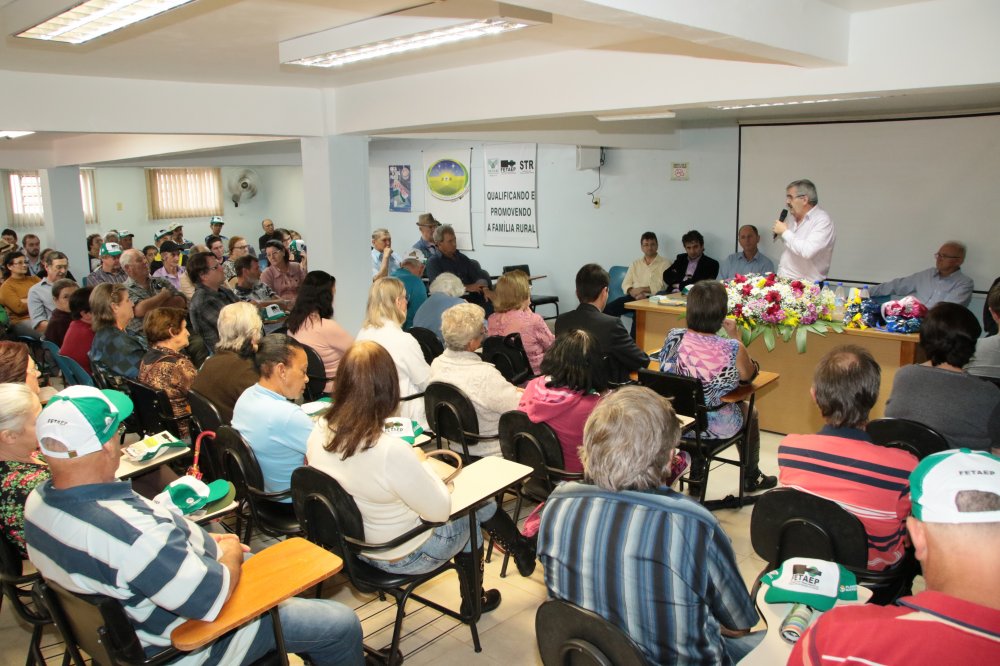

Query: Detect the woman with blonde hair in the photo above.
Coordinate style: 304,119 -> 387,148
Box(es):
356,277 -> 430,425
191,301 -> 262,423
487,270 -> 554,375
223,235 -> 251,283
89,282 -> 146,379
0,383 -> 46,558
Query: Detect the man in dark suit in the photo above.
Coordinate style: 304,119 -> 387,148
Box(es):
662,229 -> 720,293
556,263 -> 649,383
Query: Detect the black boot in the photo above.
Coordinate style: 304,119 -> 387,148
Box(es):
453,551 -> 501,619
481,510 -> 536,577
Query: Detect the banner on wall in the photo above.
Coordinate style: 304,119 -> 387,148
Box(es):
483,144 -> 537,248
389,164 -> 411,212
423,148 -> 473,250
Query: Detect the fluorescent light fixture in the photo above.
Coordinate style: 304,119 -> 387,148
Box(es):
280,3 -> 550,69
710,96 -> 881,111
0,131 -> 35,139
16,0 -> 196,45
595,111 -> 676,121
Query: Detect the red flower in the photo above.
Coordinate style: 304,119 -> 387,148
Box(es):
765,290 -> 782,303
764,274 -> 776,287
791,280 -> 804,291
741,283 -> 753,296
732,304 -> 743,317
733,274 -> 747,284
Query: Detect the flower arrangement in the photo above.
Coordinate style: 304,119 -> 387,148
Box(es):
724,273 -> 842,353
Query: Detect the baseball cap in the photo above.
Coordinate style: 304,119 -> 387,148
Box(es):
910,449 -> 1000,524
403,248 -> 427,265
117,229 -> 134,239
159,240 -> 184,254
210,216 -> 224,226
155,476 -> 231,515
167,222 -> 182,232
100,242 -> 123,257
36,386 -> 134,459
417,213 -> 440,227
762,557 -> 858,611
154,228 -> 172,241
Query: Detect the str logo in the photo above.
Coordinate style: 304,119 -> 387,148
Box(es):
790,564 -> 823,589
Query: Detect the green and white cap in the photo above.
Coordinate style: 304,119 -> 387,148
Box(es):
154,228 -> 171,240
910,449 -> 1000,524
383,418 -> 425,446
210,216 -> 224,226
155,477 -> 231,515
762,557 -> 857,611
36,386 -> 134,459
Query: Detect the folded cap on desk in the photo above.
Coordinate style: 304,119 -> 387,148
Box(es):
383,418 -> 424,446
762,557 -> 857,611
36,386 -> 134,459
156,477 -> 231,515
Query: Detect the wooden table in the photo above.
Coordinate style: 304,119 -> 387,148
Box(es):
116,446 -> 190,479
171,537 -> 343,651
627,300 -> 918,434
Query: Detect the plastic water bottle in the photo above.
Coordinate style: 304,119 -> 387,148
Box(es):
860,284 -> 870,300
834,282 -> 846,310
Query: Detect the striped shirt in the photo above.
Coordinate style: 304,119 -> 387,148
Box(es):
777,427 -> 918,570
25,480 -> 261,665
538,482 -> 758,665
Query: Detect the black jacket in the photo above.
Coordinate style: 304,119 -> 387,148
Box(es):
662,253 -> 720,293
555,303 -> 649,383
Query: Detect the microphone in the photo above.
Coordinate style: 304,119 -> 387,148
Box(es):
773,209 -> 788,241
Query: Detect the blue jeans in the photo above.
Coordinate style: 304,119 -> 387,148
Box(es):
239,597 -> 362,666
722,630 -> 765,664
360,502 -> 497,576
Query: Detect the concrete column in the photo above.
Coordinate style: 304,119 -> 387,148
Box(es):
300,135 -> 371,334
40,167 -> 89,279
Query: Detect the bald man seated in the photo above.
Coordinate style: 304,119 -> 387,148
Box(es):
869,241 -> 973,307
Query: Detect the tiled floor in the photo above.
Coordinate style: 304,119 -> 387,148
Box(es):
0,431 -> 804,665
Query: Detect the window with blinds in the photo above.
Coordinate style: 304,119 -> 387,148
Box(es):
146,167 -> 223,220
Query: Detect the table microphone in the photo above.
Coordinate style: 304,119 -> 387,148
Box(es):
773,209 -> 788,241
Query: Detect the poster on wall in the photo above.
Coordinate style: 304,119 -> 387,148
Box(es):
483,144 -> 537,248
389,165 -> 411,212
423,148 -> 473,250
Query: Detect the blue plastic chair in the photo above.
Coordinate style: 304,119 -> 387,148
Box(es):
59,354 -> 95,387
608,265 -> 628,303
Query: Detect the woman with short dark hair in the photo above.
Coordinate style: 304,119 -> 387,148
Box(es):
658,280 -> 775,492
138,307 -> 196,437
887,302 -> 1000,452
0,251 -> 41,338
261,239 -> 304,303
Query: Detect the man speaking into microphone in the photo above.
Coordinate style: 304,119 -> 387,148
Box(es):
772,179 -> 836,282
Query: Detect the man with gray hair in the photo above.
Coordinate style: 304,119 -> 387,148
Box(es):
869,240 -> 974,307
27,250 -> 69,333
772,178 -> 836,282
789,449 -> 1000,664
424,224 -> 492,309
391,249 -> 428,328
539,386 -> 762,664
121,248 -> 186,336
371,228 -> 401,280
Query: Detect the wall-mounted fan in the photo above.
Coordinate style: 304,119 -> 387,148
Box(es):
228,169 -> 260,207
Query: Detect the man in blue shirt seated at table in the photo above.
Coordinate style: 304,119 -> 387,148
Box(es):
232,334 -> 313,503
869,241 -> 974,307
539,386 -> 763,665
719,225 -> 776,280
26,385 -> 362,666
391,249 -> 429,329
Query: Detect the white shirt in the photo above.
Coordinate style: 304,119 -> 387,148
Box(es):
777,205 -> 836,282
356,321 -> 429,426
621,254 -> 670,295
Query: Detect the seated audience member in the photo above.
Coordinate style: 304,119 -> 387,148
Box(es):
0,251 -> 42,338
555,263 -> 648,384
86,233 -> 102,272
258,218 -> 279,254
870,241 -> 974,307
89,283 -> 147,380
122,248 -> 186,336
487,270 -> 554,375
779,345 -> 919,570
287,271 -> 353,393
519,330 -> 608,472
151,240 -> 187,291
539,386 -> 763,664
232,254 -> 284,307
60,287 -> 96,375
43,279 -> 76,347
413,272 -> 465,342
261,240 -> 304,304
659,280 -> 776,493
966,281 -> 1000,379
357,277 -> 430,426
412,213 -> 441,260
206,216 -> 227,246
104,231 -> 120,245
178,243 -> 209,300
984,275 -> 1000,336
604,231 -> 669,311
223,236 -> 250,283
886,302 -> 1000,452
0,341 -> 44,396
1,228 -> 18,251
86,242 -> 128,286
169,222 -> 192,250
138,308 -> 196,438
424,225 -> 492,309
116,230 -> 134,252
27,250 -> 70,334
0,383 -> 46,558
232,335 -> 312,500
371,228 -> 402,281
390,250 -> 428,329
22,234 -> 43,278
308,342 -> 535,605
188,251 -> 239,355
24,385 -> 363,665
789,450 -> 1000,665
191,302 -> 261,424
206,234 -> 226,264
142,244 -> 158,266
430,303 -> 522,458
719,225 -> 776,280
662,229 -> 720,293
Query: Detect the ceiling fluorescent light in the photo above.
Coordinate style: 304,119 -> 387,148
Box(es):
595,111 -> 676,121
710,96 -> 881,111
16,0 -> 196,45
281,3 -> 550,68
0,131 -> 35,139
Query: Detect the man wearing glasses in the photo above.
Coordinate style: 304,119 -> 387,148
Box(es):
868,241 -> 973,307
772,179 -> 836,283
188,251 -> 239,354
